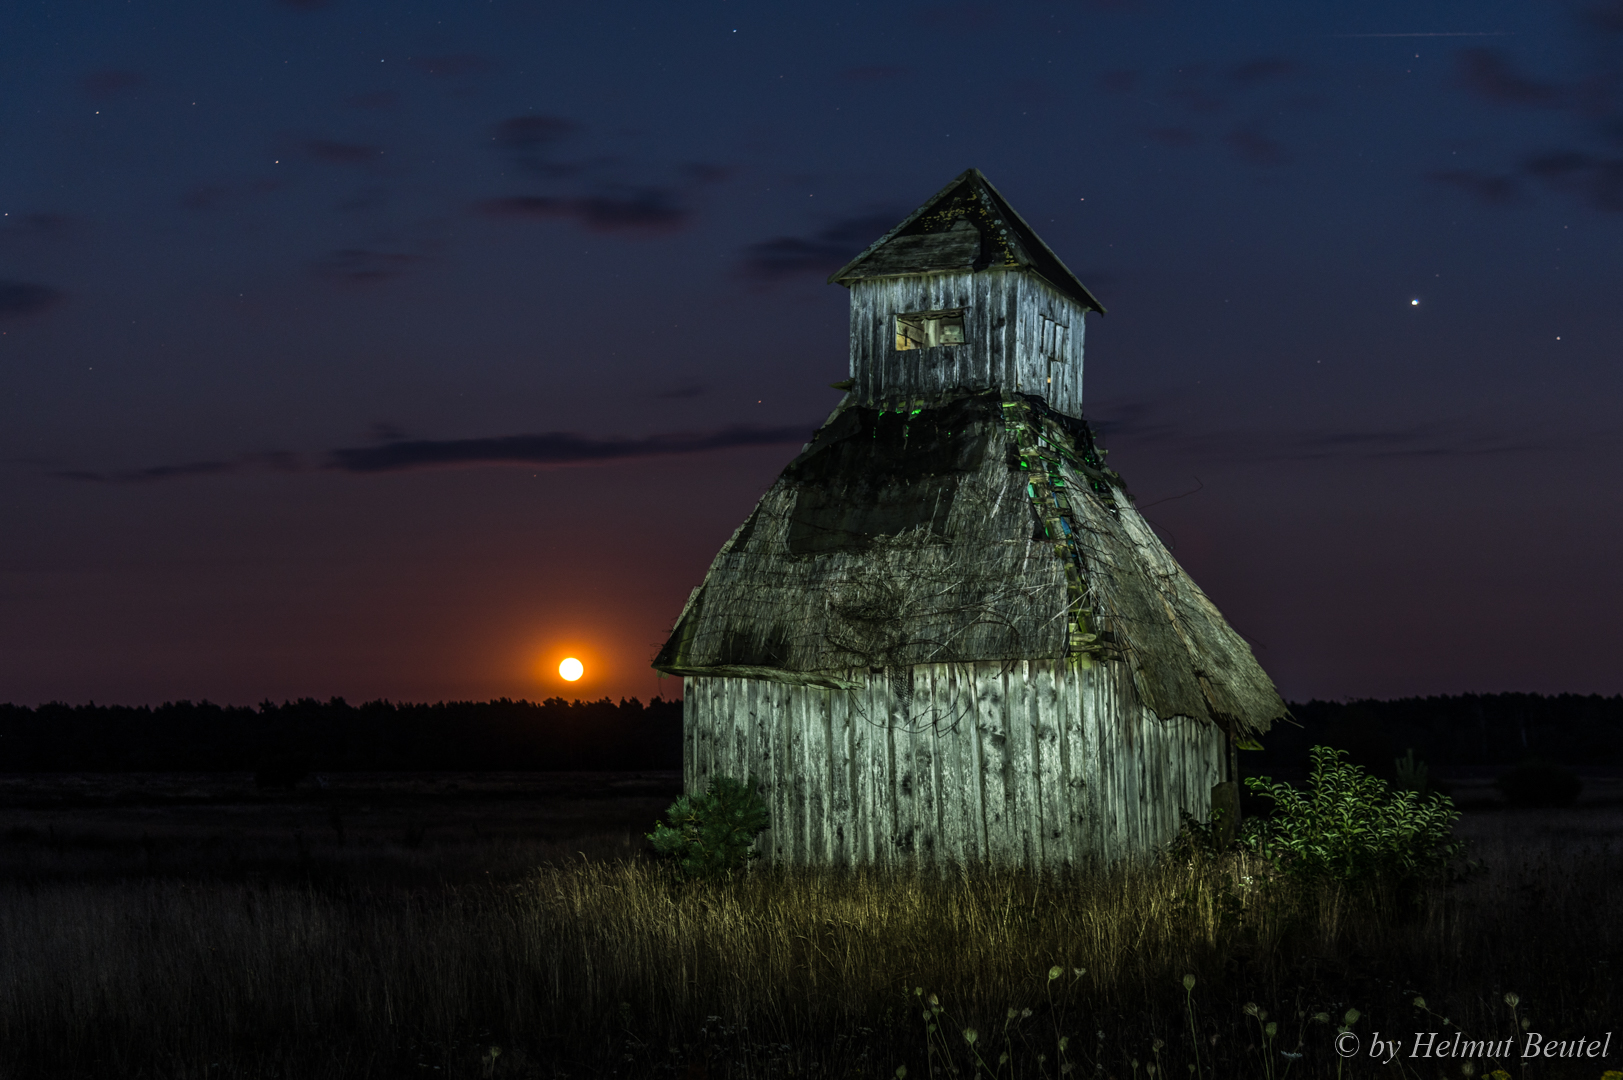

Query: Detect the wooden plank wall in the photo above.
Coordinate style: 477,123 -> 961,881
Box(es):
1012,275 -> 1086,416
684,660 -> 1224,869
848,271 -> 1090,417
849,272 -> 1014,403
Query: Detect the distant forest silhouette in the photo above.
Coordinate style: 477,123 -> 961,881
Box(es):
0,697 -> 682,773
0,691 -> 1617,774
1263,692 -> 1623,776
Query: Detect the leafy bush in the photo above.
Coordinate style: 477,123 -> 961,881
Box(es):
646,774 -> 770,880
1496,761 -> 1583,808
1243,745 -> 1464,889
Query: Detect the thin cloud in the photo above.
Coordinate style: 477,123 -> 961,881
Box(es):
310,248 -> 426,282
682,163 -> 733,184
306,139 -> 386,166
1522,151 -> 1623,211
1169,82 -> 1226,115
367,421 -> 411,442
327,425 -> 812,473
56,452 -> 303,484
1457,48 -> 1565,108
739,210 -> 903,282
1434,9 -> 1623,213
0,280 -> 66,318
1431,169 -> 1522,205
476,189 -> 689,233
0,213 -> 73,241
1224,127 -> 1287,166
492,114 -> 586,180
54,425 -> 814,484
1229,58 -> 1295,87
495,115 -> 579,148
1583,2 -> 1623,33
81,70 -> 145,96
181,178 -> 287,211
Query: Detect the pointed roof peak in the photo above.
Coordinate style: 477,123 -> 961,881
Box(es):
829,168 -> 1105,314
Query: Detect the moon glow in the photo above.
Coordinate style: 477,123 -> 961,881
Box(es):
559,657 -> 584,682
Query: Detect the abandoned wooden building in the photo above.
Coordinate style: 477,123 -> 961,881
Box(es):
654,168 -> 1286,868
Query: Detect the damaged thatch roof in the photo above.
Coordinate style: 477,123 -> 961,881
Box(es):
654,390 -> 1284,737
828,168 -> 1106,316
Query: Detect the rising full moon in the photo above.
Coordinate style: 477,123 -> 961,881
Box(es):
559,657 -> 584,681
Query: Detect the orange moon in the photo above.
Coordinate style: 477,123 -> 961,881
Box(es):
558,657 -> 584,681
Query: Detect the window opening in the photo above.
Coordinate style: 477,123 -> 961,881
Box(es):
1039,314 -> 1068,362
895,309 -> 966,350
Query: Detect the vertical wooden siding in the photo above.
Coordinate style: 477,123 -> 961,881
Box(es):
847,271 -> 1090,416
684,660 -> 1223,869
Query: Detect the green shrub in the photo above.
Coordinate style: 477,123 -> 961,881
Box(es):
646,774 -> 770,880
1242,745 -> 1464,889
1496,761 -> 1582,808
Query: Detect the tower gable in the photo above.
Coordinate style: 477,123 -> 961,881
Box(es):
830,170 -> 1104,418
829,168 -> 1104,314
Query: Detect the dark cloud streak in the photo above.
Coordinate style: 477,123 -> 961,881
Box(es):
1224,127 -> 1287,166
310,248 -> 426,282
1457,49 -> 1565,108
305,139 -> 386,165
0,280 -> 66,318
81,70 -> 145,96
476,190 -> 689,233
55,453 -> 303,485
1523,151 -> 1623,211
53,425 -> 814,484
327,425 -> 814,473
738,211 -> 902,281
1430,169 -> 1521,205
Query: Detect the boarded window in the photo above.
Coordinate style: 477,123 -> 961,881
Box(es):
895,310 -> 966,351
1039,315 -> 1068,362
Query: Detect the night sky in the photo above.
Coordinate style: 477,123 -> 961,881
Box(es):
4,0 -> 1620,709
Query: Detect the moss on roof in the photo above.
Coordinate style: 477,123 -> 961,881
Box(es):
655,390 -> 1284,737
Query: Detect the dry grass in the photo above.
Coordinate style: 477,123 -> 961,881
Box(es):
0,786 -> 1618,1078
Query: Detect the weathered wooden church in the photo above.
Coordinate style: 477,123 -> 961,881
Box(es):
654,169 -> 1285,869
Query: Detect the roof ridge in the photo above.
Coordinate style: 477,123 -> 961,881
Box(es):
827,168 -> 1105,314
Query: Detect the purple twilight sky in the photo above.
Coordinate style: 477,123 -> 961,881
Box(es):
3,0 -> 1620,707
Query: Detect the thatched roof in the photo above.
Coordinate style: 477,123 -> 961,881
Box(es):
654,390 -> 1284,737
828,168 -> 1106,315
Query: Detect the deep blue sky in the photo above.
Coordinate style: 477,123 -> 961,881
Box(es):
3,0 -> 1620,707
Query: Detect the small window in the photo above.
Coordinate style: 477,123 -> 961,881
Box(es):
1039,315 -> 1068,362
895,309 -> 966,350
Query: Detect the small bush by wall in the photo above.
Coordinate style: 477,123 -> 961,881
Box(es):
647,775 -> 770,880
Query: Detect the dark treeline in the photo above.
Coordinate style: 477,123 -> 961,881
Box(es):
1,691 -> 1617,775
1266,692 -> 1623,776
0,697 -> 682,773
